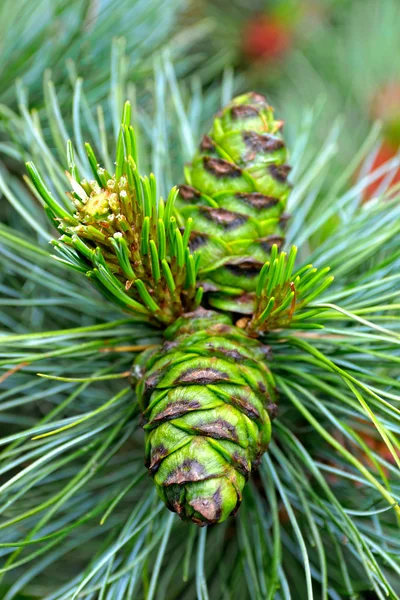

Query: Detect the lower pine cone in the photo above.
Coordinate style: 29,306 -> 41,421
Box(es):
135,309 -> 277,526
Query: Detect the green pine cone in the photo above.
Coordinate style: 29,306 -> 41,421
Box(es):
135,309 -> 277,526
176,92 -> 291,302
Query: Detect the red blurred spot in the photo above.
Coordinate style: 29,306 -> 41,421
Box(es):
362,142 -> 400,203
371,82 -> 400,124
242,15 -> 293,63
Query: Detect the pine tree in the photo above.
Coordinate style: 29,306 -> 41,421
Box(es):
0,53 -> 399,599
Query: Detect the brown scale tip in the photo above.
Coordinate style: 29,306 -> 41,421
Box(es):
259,235 -> 285,252
229,392 -> 261,421
237,192 -> 280,210
175,367 -> 229,385
192,418 -> 239,443
279,212 -> 291,230
230,105 -> 260,120
243,131 -> 285,154
235,292 -> 256,305
224,258 -> 263,278
160,340 -> 179,353
268,164 -> 291,183
200,206 -> 248,230
200,281 -> 220,293
247,92 -> 268,105
209,346 -> 249,362
150,400 -> 202,424
190,487 -> 223,524
188,230 -> 209,251
200,135 -> 216,152
268,403 -> 279,420
143,371 -> 164,396
165,459 -> 206,485
148,444 -> 168,472
178,184 -> 200,201
232,451 -> 251,478
178,307 -> 215,319
203,157 -> 242,178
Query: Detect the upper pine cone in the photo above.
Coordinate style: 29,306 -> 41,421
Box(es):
176,92 -> 291,304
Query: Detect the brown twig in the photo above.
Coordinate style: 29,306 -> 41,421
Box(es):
0,362 -> 30,385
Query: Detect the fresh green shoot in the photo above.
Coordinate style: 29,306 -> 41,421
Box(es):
248,245 -> 334,333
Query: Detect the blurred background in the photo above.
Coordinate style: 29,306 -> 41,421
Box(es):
1,0 -> 400,208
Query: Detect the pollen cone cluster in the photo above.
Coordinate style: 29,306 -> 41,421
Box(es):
136,309 -> 277,525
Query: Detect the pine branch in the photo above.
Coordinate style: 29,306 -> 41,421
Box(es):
0,51 -> 399,598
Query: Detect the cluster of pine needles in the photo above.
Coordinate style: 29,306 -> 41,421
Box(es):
0,41 -> 399,600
